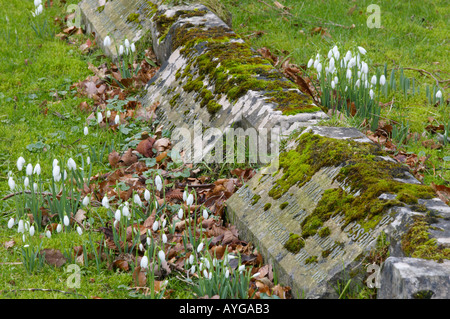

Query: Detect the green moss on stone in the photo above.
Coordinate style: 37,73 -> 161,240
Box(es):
283,233 -> 305,254
263,203 -> 272,211
153,9 -> 207,42
97,5 -> 105,13
169,93 -> 181,107
318,226 -> 331,237
251,194 -> 261,206
280,202 -> 289,210
305,256 -> 318,264
127,13 -> 140,23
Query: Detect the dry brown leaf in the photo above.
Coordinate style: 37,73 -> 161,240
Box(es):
40,249 -> 67,267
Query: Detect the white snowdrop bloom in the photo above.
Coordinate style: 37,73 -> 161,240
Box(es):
144,189 -> 150,202
33,4 -> 43,16
365,80 -> 370,89
118,45 -> 124,56
103,35 -> 111,48
370,89 -> 375,100
190,265 -> 196,274
155,175 -> 163,192
357,71 -> 361,79
86,156 -> 90,165
355,79 -> 361,87
52,165 -> 60,180
186,193 -> 194,206
348,57 -> 356,69
346,69 -> 352,80
371,75 -> 377,86
63,215 -> 70,226
57,224 -> 62,233
344,50 -> 352,62
316,62 -> 322,74
152,220 -> 159,232
154,200 -> 159,210
331,81 -> 336,89
307,58 -> 314,68
102,195 -> 110,209
436,90 -> 442,99
238,265 -> 245,273
183,190 -> 188,202
333,49 -> 340,61
8,176 -> 15,191
22,234 -> 26,242
84,126 -> 89,136
162,219 -> 167,228
158,250 -> 165,262
203,269 -> 209,278
134,194 -> 142,207
208,272 -> 212,280
106,110 -> 111,119
18,220 -> 24,233
162,233 -> 167,244
77,226 -> 83,236
380,74 -> 386,86
140,256 -> 148,269
204,258 -> 210,270
225,268 -> 230,278
122,205 -> 130,217
124,38 -> 130,48
252,272 -> 261,279
63,170 -> 67,181
34,0 -> 42,7
334,76 -> 339,84
7,218 -> 14,229
29,225 -> 35,236
315,53 -> 321,60
212,258 -> 218,267
327,49 -> 333,59
97,112 -> 103,124
139,243 -> 144,252
33,183 -> 38,192
67,158 -> 77,171
52,158 -> 58,168
82,196 -> 90,206
202,209 -> 208,220
178,208 -> 184,220
24,177 -> 29,188
361,61 -> 369,74
146,236 -> 151,246
46,230 -> 51,238
115,209 -> 121,222
313,58 -> 319,69
26,163 -> 33,176
33,163 -> 41,175
114,114 -> 120,125
130,42 -> 136,53
329,57 -> 335,70
24,221 -> 30,231
358,46 -> 367,55
197,242 -> 204,253
189,254 -> 195,265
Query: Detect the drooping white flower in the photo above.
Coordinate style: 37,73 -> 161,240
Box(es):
33,163 -> 41,175
122,205 -> 130,217
52,165 -> 60,181
358,46 -> 367,55
61,215 -> 69,227
178,208 -> 184,220
202,209 -> 208,220
29,225 -> 35,236
333,48 -> 340,61
146,236 -> 151,246
204,258 -> 210,270
130,42 -> 136,53
162,233 -> 167,243
155,175 -> 163,192
329,57 -> 335,70
327,49 -> 333,59
63,170 -> 67,181
154,200 -> 159,210
139,243 -> 144,252
17,157 -> 26,171
162,219 -> 167,228
252,272 -> 261,279
86,156 -> 90,165
152,220 -> 159,232
46,230 -> 51,238
26,163 -> 33,176
197,242 -> 204,253
7,218 -> 14,229
144,189 -> 150,202
140,256 -> 148,269
115,209 -> 121,222
24,177 -> 29,188
118,45 -> 124,56
361,61 -> 369,74
183,190 -> 188,202
225,268 -> 230,278
355,79 -> 361,88
77,226 -> 83,236
124,38 -> 130,49
102,195 -> 110,209
189,254 -> 194,265
106,110 -> 111,118
307,58 -> 314,68
33,183 -> 38,192
203,269 -> 209,278
67,158 -> 77,171
238,265 -> 245,273
346,69 -> 352,80
313,58 -> 319,69
371,75 -> 377,86
369,89 -> 375,100
97,112 -> 103,124
316,62 -> 322,74
380,74 -> 386,86
18,220 -> 24,233
34,0 -> 42,7
57,224 -> 62,233
103,35 -> 111,48
134,194 -> 142,207
83,126 -> 89,136
52,158 -> 58,168
331,80 -> 336,89
190,265 -> 196,274
436,90 -> 442,99
33,4 -> 43,16
114,114 -> 120,125
82,196 -> 90,206
186,193 -> 194,206
8,176 -> 15,191
334,76 -> 339,84
158,250 -> 166,262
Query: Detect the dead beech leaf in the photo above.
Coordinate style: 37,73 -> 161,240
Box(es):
153,138 -> 171,153
40,249 -> 67,267
431,182 -> 450,204
113,260 -> 129,271
4,240 -> 15,249
108,150 -> 120,168
132,266 -> 147,287
119,149 -> 138,166
74,209 -> 87,224
136,137 -> 155,158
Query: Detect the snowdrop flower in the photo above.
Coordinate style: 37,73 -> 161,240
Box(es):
139,243 -> 144,252
63,215 -> 70,226
358,46 -> 367,55
34,0 -> 42,7
140,256 -> 148,269
18,220 -> 24,233
63,170 -> 67,180
57,224 -> 62,233
313,58 -> 319,69
7,218 -> 14,229
190,265 -> 196,274
82,196 -> 90,206
46,230 -> 51,238
84,126 -> 88,136
162,233 -> 167,243
361,61 -> 368,74
329,57 -> 335,70
252,272 -> 261,279
327,49 -> 333,59
204,258 -> 210,270
29,225 -> 35,237
197,242 -> 204,253
334,76 -> 339,84
183,190 -> 188,202
86,156 -> 90,165
103,35 -> 111,48
348,57 -> 356,69
152,220 -> 159,232
203,269 -> 209,278
344,50 -> 352,62
346,69 -> 352,80
33,163 -> 41,175
97,112 -> 103,124
26,163 -> 33,176
67,158 -> 76,171
102,195 -> 110,209
155,175 -> 163,192
316,62 -> 322,74
189,254 -> 195,265
202,209 -> 208,220
333,49 -> 340,61
52,159 -> 58,168
186,193 -> 194,206
146,237 -> 151,246
33,4 -> 43,16
124,38 -> 130,49
380,74 -> 386,86
144,189 -> 151,202
17,157 -> 26,171
371,75 -> 377,86
134,194 -> 142,207
118,45 -> 124,56
158,250 -> 165,262
8,176 -> 15,191
115,209 -> 121,222
53,165 -> 61,181
122,205 -> 130,217
114,114 -> 120,125
364,80 -> 370,89
369,89 -> 375,100
436,90 -> 442,99
154,200 -> 159,210
130,42 -> 136,53
33,183 -> 38,192
22,234 -> 26,242
238,265 -> 245,273
24,177 -> 29,188
106,110 -> 111,119
307,58 -> 314,68
331,80 -> 336,89
162,219 -> 167,228
225,268 -> 230,278
77,226 -> 83,236
355,79 -> 361,87
178,208 -> 184,220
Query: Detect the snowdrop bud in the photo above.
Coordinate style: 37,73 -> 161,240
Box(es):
197,242 -> 204,253
346,69 -> 352,80
203,269 -> 208,278
334,76 -> 339,84
24,221 -> 29,231
46,230 -> 51,238
63,170 -> 67,180
370,89 -> 375,100
7,218 -> 14,229
22,234 -> 26,242
331,81 -> 336,89
52,158 -> 58,168
313,59 -> 319,69
114,114 -> 120,125
86,156 -> 90,165
307,58 -> 313,68
82,196 -> 90,206
34,0 -> 42,7
355,79 -> 361,87
380,74 -> 386,86
348,57 -> 356,69
29,225 -> 35,236
333,49 -> 340,61
63,215 -> 70,226
208,272 -> 212,280
67,158 -> 76,171
162,233 -> 167,243
329,57 -> 335,70
18,220 -> 24,233
158,250 -> 165,262
8,176 -> 15,191
205,259 -> 210,270
119,45 -> 124,56
361,62 -> 368,74
327,49 -> 333,59
162,219 -> 167,228
77,226 -> 83,236
189,254 -> 195,265
238,265 -> 245,273
57,224 -> 62,233
131,42 -> 136,53
202,209 -> 208,220
33,183 -> 38,192
103,35 -> 111,48
24,177 -> 29,188
139,243 -> 144,252
140,256 -> 148,269
155,175 -> 162,192
252,272 -> 261,279
186,193 -> 194,206
33,163 -> 41,175
134,194 -> 142,207
83,126 -> 89,136
358,46 -> 367,55
144,189 -> 150,202
122,205 -> 130,217
124,39 -> 130,48
154,201 -> 158,210
35,4 -> 43,15
53,165 -> 60,178
345,50 -> 352,62
152,220 -> 159,232
146,237 -> 151,246
190,265 -> 196,274
316,62 -> 322,73
102,195 -> 109,209
436,90 -> 442,99
178,208 -> 184,220
371,75 -> 377,86
97,112 -> 103,124
26,163 -> 33,176
115,209 -> 121,222
225,268 -> 230,278
113,220 -> 119,228
106,110 -> 111,119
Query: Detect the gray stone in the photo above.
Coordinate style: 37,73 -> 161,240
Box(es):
378,257 -> 450,299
